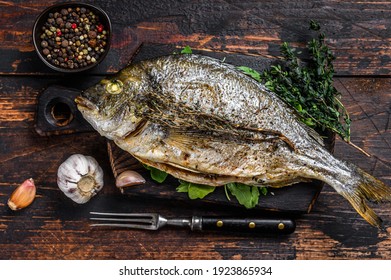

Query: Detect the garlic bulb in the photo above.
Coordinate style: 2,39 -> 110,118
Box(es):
57,154 -> 104,204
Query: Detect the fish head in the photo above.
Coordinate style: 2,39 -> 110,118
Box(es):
75,72 -> 145,140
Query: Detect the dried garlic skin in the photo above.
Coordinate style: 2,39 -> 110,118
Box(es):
8,178 -> 36,211
57,154 -> 104,204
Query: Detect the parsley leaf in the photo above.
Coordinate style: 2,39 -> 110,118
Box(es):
180,45 -> 193,54
237,66 -> 261,82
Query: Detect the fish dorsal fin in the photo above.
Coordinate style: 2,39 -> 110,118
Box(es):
164,126 -> 295,153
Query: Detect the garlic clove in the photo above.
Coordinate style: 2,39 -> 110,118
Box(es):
116,170 -> 146,188
8,178 -> 36,211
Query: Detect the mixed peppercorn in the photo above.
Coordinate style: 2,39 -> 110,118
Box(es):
38,6 -> 109,70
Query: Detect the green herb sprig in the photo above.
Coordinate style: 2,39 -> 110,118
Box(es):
180,45 -> 193,54
144,163 -> 267,208
240,21 -> 351,142
225,183 -> 268,209
143,165 -> 168,183
176,181 -> 215,199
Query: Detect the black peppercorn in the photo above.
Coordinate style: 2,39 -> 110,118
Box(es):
56,17 -> 63,25
88,30 -> 97,39
61,40 -> 69,47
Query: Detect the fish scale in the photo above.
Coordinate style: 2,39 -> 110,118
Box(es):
76,54 -> 391,228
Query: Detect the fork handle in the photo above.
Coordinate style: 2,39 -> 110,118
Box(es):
192,217 -> 296,234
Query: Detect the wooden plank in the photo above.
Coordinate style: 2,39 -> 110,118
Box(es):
0,76 -> 390,259
2,1 -> 391,75
1,0 -> 391,260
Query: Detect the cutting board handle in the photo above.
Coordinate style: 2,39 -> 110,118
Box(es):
35,85 -> 94,136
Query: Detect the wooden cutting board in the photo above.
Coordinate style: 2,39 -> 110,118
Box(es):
35,43 -> 335,214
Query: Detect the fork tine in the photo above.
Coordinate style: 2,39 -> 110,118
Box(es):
90,211 -> 155,217
90,217 -> 153,223
90,223 -> 157,230
89,212 -> 159,230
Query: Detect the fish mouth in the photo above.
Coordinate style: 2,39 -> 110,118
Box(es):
75,96 -> 98,111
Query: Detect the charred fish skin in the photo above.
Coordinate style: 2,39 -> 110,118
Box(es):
76,54 -> 391,228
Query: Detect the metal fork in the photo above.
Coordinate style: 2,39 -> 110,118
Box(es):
90,212 -> 296,234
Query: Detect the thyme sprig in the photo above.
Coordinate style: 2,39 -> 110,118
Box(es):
260,21 -> 351,141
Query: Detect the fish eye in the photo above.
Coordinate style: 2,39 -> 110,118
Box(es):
105,79 -> 124,95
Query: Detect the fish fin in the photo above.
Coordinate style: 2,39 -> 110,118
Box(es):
125,119 -> 148,138
166,127 -> 291,152
338,166 -> 391,228
163,129 -> 207,151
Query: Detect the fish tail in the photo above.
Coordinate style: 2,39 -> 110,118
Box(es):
335,163 -> 391,228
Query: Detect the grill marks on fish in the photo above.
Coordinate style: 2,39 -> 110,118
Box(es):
76,54 -> 391,228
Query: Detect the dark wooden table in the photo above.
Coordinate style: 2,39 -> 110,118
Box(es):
1,0 -> 390,260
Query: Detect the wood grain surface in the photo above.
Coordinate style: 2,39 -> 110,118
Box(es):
0,0 -> 391,260
2,0 -> 391,75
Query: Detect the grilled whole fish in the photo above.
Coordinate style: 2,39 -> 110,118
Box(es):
76,54 -> 391,228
